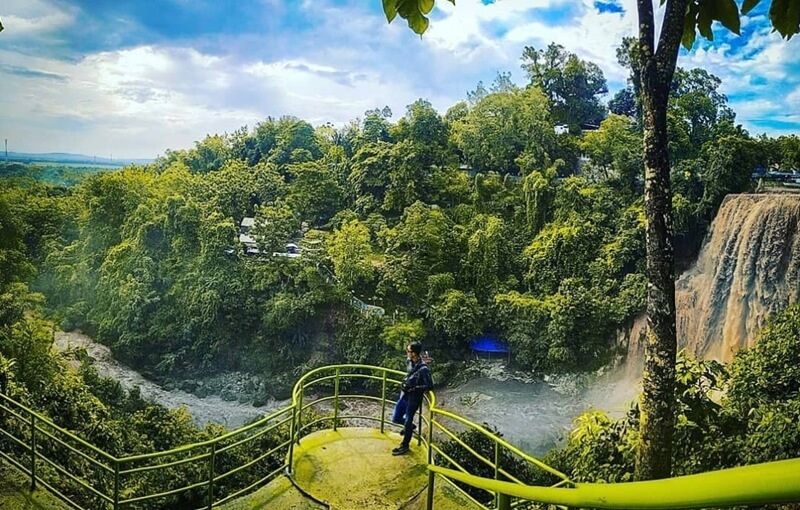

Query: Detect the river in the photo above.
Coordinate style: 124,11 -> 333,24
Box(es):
54,331 -> 639,453
54,331 -> 289,429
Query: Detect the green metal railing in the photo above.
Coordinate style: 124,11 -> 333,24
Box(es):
1,364 -> 800,509
0,391 -> 295,509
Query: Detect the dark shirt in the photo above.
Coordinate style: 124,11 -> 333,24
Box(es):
402,358 -> 433,395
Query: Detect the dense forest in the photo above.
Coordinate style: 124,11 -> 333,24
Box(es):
2,41 -> 800,502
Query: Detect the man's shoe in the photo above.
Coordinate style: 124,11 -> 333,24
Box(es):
392,444 -> 409,456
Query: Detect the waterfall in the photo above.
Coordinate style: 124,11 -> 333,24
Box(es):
624,192 -> 800,365
677,193 -> 800,362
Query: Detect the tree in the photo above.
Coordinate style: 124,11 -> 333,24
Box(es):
326,219 -> 374,289
451,87 -> 554,174
521,43 -> 608,132
286,161 -> 344,225
580,114 -> 643,188
429,289 -> 482,346
631,0 -> 796,481
251,201 -> 299,255
380,201 -> 456,304
609,87 -> 637,118
381,0 -> 798,482
616,37 -> 642,125
668,68 -> 736,161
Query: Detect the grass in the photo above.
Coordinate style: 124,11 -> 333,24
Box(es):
0,462 -> 70,510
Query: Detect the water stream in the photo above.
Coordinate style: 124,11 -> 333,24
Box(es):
436,368 -> 639,455
54,331 -> 289,429
55,331 -> 639,454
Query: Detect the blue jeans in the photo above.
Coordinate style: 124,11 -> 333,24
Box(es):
392,391 -> 422,447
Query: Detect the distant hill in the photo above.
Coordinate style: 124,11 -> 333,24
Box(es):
4,151 -> 154,167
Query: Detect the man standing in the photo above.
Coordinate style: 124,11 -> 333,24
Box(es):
391,342 -> 433,456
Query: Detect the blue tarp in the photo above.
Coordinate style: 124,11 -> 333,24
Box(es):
469,336 -> 509,353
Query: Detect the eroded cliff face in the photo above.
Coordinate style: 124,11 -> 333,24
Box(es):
677,193 -> 800,362
624,193 -> 800,364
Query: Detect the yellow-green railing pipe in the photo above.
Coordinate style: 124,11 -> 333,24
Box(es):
4,364 -> 800,510
429,458 -> 800,509
380,370 -> 388,433
429,406 -> 571,483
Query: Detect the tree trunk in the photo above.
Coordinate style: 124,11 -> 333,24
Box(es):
634,0 -> 687,481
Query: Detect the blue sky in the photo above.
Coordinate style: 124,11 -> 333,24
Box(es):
0,0 -> 798,159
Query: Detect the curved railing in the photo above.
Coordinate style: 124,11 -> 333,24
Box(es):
1,364 -> 800,510
0,391 -> 296,509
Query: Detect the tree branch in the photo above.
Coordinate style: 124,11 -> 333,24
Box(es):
655,0 -> 691,87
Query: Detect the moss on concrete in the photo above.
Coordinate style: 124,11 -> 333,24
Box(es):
0,462 -> 71,510
222,427 -> 483,510
292,427 -> 428,509
218,475 -> 324,510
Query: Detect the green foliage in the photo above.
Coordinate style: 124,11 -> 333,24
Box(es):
580,114 -> 643,189
381,0 -> 454,34
326,219 -> 374,289
451,87 -> 555,174
428,289 -> 482,346
380,202 -> 457,303
0,162 -> 110,187
727,304 -> 800,413
381,319 -> 425,352
252,201 -> 299,254
521,43 -> 608,131
701,134 -> 758,211
682,0 -> 800,48
287,161 -> 343,224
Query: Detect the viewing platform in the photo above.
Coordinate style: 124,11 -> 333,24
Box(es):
1,364 -> 799,510
221,428 -> 479,510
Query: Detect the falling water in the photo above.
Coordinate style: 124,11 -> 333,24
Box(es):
625,192 -> 800,363
676,193 -> 800,361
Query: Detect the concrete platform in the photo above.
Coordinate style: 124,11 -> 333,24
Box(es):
220,427 -> 482,510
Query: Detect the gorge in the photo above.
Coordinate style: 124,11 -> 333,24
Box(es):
56,192 -> 800,453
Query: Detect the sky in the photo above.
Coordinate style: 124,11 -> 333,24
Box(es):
0,0 -> 798,159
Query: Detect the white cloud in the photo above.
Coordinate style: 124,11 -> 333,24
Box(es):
0,0 -> 797,157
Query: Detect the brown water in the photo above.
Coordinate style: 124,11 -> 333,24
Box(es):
625,192 -> 800,363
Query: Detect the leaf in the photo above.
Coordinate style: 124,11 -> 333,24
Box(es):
697,4 -> 714,40
383,0 -> 398,23
714,0 -> 741,35
420,0 -> 435,15
682,3 -> 699,50
741,0 -> 761,14
770,0 -> 800,39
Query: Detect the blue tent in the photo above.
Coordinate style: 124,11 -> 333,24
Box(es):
469,335 -> 510,358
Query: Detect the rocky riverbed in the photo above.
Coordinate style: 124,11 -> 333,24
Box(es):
54,331 -> 289,429
54,332 -> 639,453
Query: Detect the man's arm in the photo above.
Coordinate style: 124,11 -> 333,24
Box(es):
416,366 -> 434,393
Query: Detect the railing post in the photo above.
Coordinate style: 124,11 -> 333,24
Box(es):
333,368 -> 340,432
426,470 -> 435,510
296,386 -> 304,444
29,413 -> 36,491
497,493 -> 511,510
494,442 -> 500,509
287,405 -> 296,475
416,401 -> 423,446
113,459 -> 120,510
427,402 -> 434,465
207,442 -> 216,510
380,371 -> 387,434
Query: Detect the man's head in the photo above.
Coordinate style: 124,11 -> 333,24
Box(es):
406,341 -> 423,361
